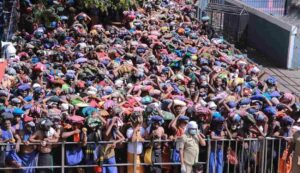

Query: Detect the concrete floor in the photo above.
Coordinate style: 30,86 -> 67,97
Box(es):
246,48 -> 300,97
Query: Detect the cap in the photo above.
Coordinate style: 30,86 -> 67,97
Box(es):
187,121 -> 198,129
151,115 -> 163,122
178,115 -> 190,121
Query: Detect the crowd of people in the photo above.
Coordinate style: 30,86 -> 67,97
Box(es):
1,0 -> 300,173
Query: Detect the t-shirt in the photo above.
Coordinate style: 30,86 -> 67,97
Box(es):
176,127 -> 185,137
126,127 -> 145,154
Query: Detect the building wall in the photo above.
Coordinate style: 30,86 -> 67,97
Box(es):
225,0 -> 296,69
246,13 -> 290,67
292,33 -> 300,69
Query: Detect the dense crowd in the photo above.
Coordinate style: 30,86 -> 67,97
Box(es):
1,0 -> 300,173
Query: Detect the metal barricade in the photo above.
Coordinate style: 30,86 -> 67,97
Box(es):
5,0 -> 18,41
0,137 -> 292,173
240,0 -> 287,16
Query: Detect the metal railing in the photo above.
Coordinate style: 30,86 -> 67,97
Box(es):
0,137 -> 293,173
5,0 -> 18,41
240,0 -> 287,16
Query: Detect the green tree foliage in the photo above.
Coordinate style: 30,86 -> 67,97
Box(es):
82,0 -> 141,13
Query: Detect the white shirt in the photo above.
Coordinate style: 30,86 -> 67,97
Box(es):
126,127 -> 145,154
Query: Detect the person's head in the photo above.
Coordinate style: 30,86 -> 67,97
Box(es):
4,119 -> 12,129
281,116 -> 294,130
186,121 -> 198,136
188,80 -> 196,89
174,105 -> 183,115
208,101 -> 217,111
14,115 -> 22,123
230,114 -> 241,130
131,111 -> 143,127
252,101 -> 262,110
152,121 -> 160,129
19,89 -> 28,97
199,87 -> 208,98
178,116 -> 189,128
39,119 -> 53,131
48,102 -> 59,109
215,77 -> 223,86
25,122 -> 35,132
151,116 -> 163,129
255,114 -> 266,126
123,72 -> 130,79
295,118 -> 300,127
73,122 -> 83,129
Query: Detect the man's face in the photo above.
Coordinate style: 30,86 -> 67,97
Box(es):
174,105 -> 182,114
4,120 -> 11,129
179,121 -> 188,128
216,78 -> 222,85
21,90 -> 27,97
25,124 -> 33,132
15,116 -> 21,122
189,82 -> 195,88
153,122 -> 160,129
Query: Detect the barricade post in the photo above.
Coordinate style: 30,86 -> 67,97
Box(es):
206,137 -> 211,173
62,141 -> 65,173
133,141 -> 137,173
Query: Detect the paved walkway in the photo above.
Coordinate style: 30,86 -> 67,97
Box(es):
246,48 -> 300,98
264,67 -> 300,97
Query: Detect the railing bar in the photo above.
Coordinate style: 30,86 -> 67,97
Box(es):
248,140 -> 251,173
0,138 -> 288,171
0,162 -> 203,169
226,140 -> 230,173
241,140 -> 244,173
133,141 -> 137,173
0,138 -> 274,146
264,138 -> 268,173
206,138 -> 211,173
277,138 -> 282,173
260,139 -> 264,173
234,141 -> 237,173
271,139 -> 274,173
221,140 -> 224,173
61,141 -> 65,173
254,140 -> 257,173
214,140 -> 217,173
